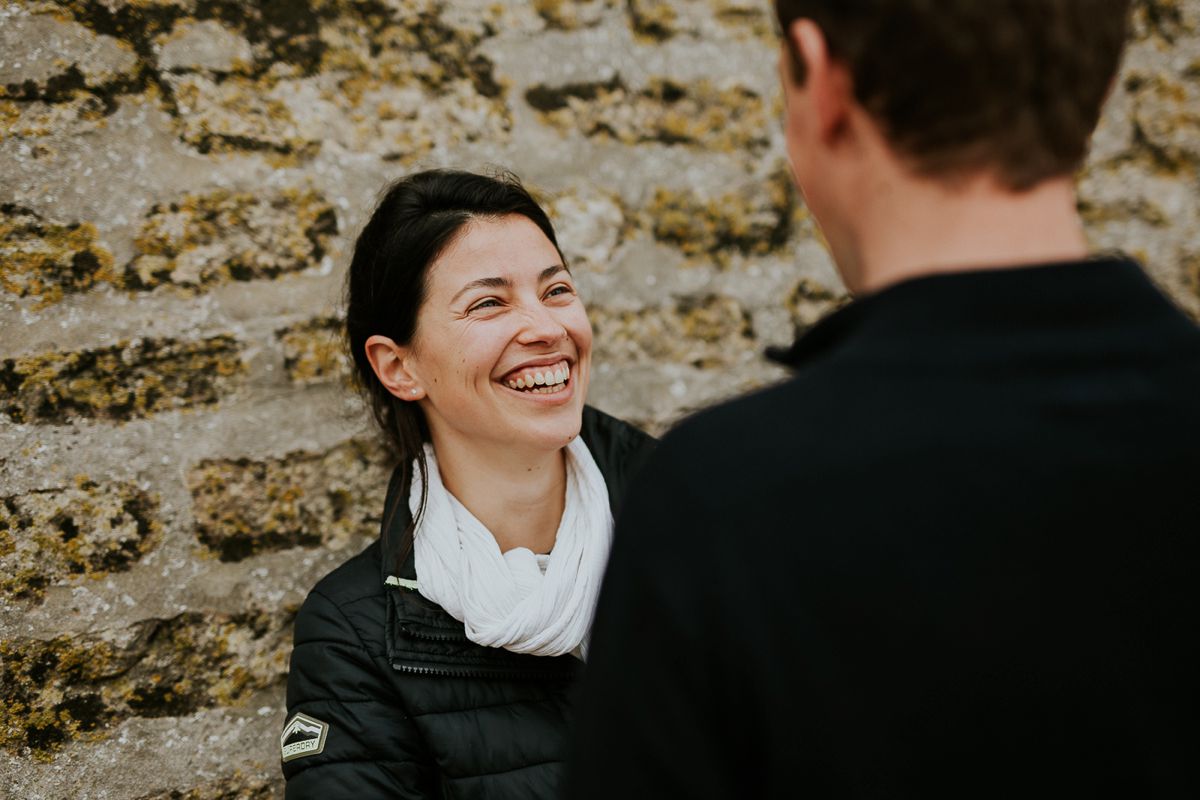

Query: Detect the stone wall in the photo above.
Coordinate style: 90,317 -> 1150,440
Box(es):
2,1 -> 1198,797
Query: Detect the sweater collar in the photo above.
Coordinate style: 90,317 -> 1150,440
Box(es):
769,256 -> 1192,369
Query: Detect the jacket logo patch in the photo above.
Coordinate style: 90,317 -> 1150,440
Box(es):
281,712 -> 329,762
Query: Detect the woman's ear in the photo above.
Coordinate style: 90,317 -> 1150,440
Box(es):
364,335 -> 425,401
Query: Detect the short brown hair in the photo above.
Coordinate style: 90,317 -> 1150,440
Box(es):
775,0 -> 1131,190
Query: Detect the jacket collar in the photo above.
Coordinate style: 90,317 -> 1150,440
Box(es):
769,256 -> 1195,370
376,405 -> 654,677
378,404 -> 654,584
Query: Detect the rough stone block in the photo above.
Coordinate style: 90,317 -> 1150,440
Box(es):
188,439 -> 390,563
711,0 -> 774,39
0,8 -> 139,99
124,189 -> 337,291
0,204 -> 119,305
1129,73 -> 1200,168
276,316 -> 347,386
155,18 -> 254,74
296,0 -> 509,162
134,774 -> 281,800
628,0 -> 677,41
165,73 -> 316,156
533,0 -> 616,30
0,609 -> 293,758
526,76 -> 770,155
591,294 -> 756,368
0,479 -> 161,603
786,278 -> 849,334
640,169 -> 793,264
0,335 -> 246,425
545,187 -> 627,272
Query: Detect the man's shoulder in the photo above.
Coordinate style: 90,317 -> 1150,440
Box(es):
662,375 -> 841,460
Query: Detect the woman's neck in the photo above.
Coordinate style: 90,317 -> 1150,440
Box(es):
428,434 -> 567,554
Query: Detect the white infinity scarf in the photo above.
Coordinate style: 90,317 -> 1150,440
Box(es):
411,436 -> 613,658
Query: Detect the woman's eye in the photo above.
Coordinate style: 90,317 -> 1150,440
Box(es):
469,299 -> 501,312
546,284 -> 573,298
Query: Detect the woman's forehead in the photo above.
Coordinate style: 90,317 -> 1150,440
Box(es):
428,216 -> 561,290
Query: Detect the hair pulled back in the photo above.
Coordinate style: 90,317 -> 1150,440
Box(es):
345,168 -> 563,566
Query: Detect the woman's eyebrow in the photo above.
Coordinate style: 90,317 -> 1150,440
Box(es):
450,276 -> 509,305
450,265 -> 569,305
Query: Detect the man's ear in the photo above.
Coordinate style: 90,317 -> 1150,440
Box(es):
788,19 -> 853,145
364,335 -> 425,401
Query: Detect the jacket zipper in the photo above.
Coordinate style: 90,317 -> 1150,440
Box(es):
399,625 -> 469,643
391,662 -> 574,680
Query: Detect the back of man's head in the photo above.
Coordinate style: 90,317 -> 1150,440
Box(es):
774,0 -> 1132,191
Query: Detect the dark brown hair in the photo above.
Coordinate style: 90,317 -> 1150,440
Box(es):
774,0 -> 1132,190
344,169 -> 563,565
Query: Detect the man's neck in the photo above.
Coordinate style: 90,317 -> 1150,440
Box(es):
849,174 -> 1089,295
428,430 -> 566,555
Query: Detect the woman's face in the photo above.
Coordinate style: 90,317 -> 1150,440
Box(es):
406,214 -> 592,456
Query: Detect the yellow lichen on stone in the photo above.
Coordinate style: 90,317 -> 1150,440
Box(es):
590,295 -> 756,368
0,93 -> 109,140
277,316 -> 347,385
0,205 -> 120,305
166,73 -> 317,156
308,1 -> 511,161
1130,73 -> 1200,168
188,439 -> 390,562
628,0 -> 677,41
125,188 -> 337,291
785,278 -> 849,333
712,0 -> 775,40
528,77 -> 769,155
534,0 -> 616,29
1,610 -> 294,757
0,481 -> 161,603
0,335 -> 246,424
640,168 -> 793,264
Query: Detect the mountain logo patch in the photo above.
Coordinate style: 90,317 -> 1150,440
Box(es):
281,712 -> 329,762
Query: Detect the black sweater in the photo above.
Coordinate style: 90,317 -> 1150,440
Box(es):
570,257 -> 1200,798
283,406 -> 654,799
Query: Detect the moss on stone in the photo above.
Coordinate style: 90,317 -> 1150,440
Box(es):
711,0 -> 774,39
1,609 -> 294,758
0,204 -> 120,305
188,438 -> 390,562
785,278 -> 849,334
124,188 -> 337,291
590,294 -> 756,368
0,335 -> 246,424
276,316 -> 347,385
526,76 -> 770,155
641,168 -> 793,264
134,773 -> 280,800
0,479 -> 161,603
533,0 -> 615,30
627,0 -> 676,41
165,72 -> 317,155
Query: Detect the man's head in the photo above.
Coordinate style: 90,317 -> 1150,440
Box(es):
774,0 -> 1131,287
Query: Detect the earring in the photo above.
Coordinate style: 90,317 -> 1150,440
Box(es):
411,389 -> 418,395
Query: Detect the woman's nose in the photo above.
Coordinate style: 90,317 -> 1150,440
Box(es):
515,304 -> 567,345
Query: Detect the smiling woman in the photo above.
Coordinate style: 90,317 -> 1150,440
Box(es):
281,169 -> 655,800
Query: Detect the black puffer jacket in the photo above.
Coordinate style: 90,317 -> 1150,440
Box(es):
282,407 -> 654,799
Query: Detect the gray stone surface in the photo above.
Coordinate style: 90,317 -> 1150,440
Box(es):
1,0 -> 1198,796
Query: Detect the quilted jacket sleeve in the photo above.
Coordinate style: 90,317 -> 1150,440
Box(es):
283,588 -> 437,799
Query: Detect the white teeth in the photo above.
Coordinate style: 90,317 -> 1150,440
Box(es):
505,361 -> 572,392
